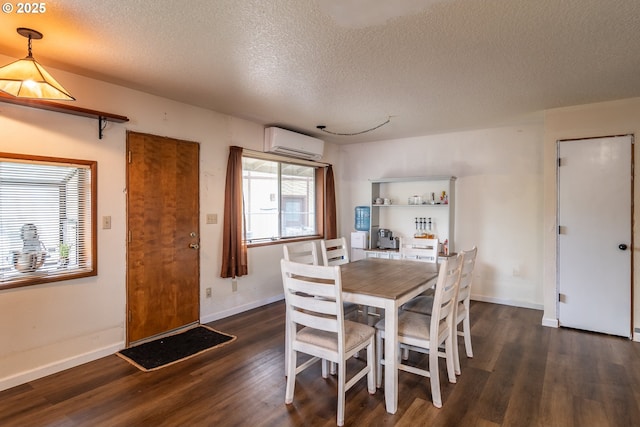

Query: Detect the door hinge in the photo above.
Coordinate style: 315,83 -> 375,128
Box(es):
128,151 -> 132,163
128,310 -> 132,323
558,157 -> 563,167
128,230 -> 132,243
558,293 -> 566,303
558,225 -> 566,235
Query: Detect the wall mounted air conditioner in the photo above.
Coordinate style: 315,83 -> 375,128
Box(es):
263,127 -> 324,160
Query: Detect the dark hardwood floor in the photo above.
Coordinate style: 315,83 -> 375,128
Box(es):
2,300 -> 639,426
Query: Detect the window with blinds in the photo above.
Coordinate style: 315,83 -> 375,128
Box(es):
242,156 -> 320,243
0,154 -> 97,289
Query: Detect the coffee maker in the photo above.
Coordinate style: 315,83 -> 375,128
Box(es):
376,228 -> 399,250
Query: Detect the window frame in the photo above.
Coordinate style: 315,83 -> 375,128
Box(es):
0,152 -> 98,290
242,152 -> 326,248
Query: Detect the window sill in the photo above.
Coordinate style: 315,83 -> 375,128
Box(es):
247,235 -> 323,249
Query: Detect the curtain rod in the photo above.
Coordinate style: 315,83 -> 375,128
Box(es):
240,147 -> 331,167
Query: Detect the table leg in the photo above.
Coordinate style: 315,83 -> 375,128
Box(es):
384,300 -> 398,414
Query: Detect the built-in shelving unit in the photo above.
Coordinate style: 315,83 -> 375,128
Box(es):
369,176 -> 456,252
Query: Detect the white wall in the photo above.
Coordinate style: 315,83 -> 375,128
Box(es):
336,123 -> 545,309
0,57 -> 294,391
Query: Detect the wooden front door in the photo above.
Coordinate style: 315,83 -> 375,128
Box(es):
126,131 -> 200,344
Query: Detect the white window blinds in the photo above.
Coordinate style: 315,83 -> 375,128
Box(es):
0,155 -> 97,289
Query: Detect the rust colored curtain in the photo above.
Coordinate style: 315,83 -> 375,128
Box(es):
220,146 -> 248,278
325,165 -> 337,239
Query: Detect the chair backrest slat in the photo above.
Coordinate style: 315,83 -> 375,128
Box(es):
321,237 -> 350,266
457,246 -> 478,304
429,254 -> 463,334
400,238 -> 439,263
281,259 -> 345,347
283,241 -> 319,265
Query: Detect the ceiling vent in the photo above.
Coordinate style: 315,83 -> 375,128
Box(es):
264,127 -> 324,160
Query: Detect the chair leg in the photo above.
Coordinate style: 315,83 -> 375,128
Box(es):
337,361 -> 346,426
444,336 -> 456,384
463,315 -> 473,358
330,361 -> 337,375
429,347 -> 442,408
401,345 -> 409,360
322,359 -> 329,378
285,350 -> 297,404
366,337 -> 376,394
453,324 -> 461,376
375,330 -> 383,388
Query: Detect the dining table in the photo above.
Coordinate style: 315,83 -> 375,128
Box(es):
339,257 -> 439,414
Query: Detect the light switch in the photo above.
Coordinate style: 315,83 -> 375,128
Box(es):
102,216 -> 111,229
206,213 -> 218,224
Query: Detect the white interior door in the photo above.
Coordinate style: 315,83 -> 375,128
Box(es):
557,135 -> 632,337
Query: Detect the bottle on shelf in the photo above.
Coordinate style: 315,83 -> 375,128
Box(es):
426,218 -> 436,239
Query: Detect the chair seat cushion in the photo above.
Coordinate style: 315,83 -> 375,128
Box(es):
375,310 -> 444,341
297,320 -> 374,352
402,295 -> 434,315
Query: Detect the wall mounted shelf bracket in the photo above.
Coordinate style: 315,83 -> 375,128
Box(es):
0,92 -> 129,139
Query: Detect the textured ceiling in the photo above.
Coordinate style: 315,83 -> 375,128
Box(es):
1,0 -> 640,143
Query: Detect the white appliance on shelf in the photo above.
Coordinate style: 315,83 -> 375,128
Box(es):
351,231 -> 368,261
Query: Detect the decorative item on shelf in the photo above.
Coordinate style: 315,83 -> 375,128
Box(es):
427,218 -> 436,239
414,217 -> 437,238
441,190 -> 448,204
59,243 -> 71,268
0,28 -> 75,101
11,223 -> 48,273
409,195 -> 422,205
374,197 -> 383,205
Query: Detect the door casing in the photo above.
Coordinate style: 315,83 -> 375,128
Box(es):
126,131 -> 200,345
557,134 -> 633,337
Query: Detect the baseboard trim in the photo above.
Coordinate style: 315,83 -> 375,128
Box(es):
542,317 -> 559,328
201,294 -> 285,324
471,294 -> 543,311
0,342 -> 123,393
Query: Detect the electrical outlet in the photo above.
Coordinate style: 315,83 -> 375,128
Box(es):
232,279 -> 238,292
205,287 -> 212,298
102,216 -> 111,229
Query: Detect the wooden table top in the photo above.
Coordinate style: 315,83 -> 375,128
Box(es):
340,258 -> 439,300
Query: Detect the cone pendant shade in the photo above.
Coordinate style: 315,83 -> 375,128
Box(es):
0,28 -> 75,101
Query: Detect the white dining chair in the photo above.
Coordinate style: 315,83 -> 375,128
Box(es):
375,253 -> 462,408
320,237 -> 363,320
402,246 -> 478,375
320,237 -> 350,266
283,241 -> 357,375
400,237 -> 439,263
280,259 -> 376,426
283,241 -> 320,265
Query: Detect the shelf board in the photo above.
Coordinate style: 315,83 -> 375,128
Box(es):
370,176 -> 456,183
0,92 -> 129,139
372,204 -> 449,207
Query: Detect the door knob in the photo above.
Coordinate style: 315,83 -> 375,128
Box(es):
618,244 -> 628,251
189,243 -> 200,250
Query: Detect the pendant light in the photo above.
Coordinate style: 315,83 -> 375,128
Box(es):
0,28 -> 75,101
